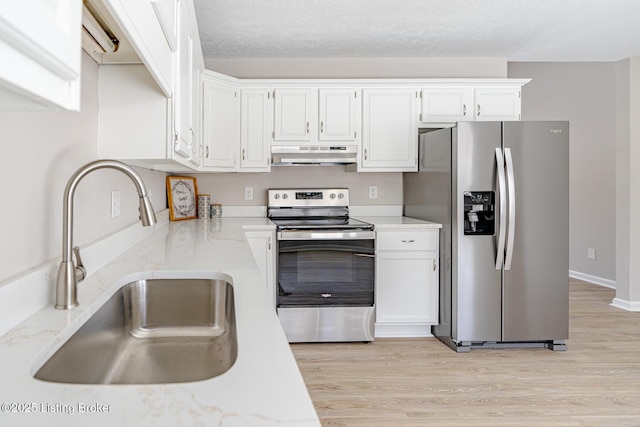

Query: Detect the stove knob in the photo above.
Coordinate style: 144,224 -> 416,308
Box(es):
282,194 -> 288,199
274,194 -> 280,200
338,193 -> 345,199
330,193 -> 336,199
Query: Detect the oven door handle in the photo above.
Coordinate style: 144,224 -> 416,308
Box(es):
354,253 -> 375,258
277,230 -> 375,240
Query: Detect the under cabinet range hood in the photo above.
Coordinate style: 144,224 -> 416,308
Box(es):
271,145 -> 358,166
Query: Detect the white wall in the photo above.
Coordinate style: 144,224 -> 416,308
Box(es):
0,53 -> 167,285
508,62 -> 617,284
204,57 -> 508,79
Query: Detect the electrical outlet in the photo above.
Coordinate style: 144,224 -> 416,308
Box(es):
369,185 -> 378,199
111,190 -> 121,219
587,248 -> 596,260
244,186 -> 254,201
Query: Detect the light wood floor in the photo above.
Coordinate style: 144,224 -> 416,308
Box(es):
291,279 -> 640,426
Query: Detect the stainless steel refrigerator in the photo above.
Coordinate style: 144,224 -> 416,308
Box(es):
403,121 -> 569,352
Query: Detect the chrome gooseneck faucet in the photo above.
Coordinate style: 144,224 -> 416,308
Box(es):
55,160 -> 157,310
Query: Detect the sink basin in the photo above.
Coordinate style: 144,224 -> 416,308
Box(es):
35,278 -> 237,384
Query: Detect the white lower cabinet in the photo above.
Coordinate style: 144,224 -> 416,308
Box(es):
245,230 -> 276,309
375,229 -> 439,337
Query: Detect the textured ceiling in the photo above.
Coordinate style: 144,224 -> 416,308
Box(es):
193,0 -> 640,61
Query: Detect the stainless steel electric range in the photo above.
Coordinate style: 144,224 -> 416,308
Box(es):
267,188 -> 375,343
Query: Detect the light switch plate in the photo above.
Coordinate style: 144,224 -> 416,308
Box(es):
244,187 -> 254,201
111,190 -> 121,219
369,186 -> 378,199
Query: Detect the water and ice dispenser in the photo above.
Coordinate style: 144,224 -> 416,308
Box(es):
463,191 -> 495,235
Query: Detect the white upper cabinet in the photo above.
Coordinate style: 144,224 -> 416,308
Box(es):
273,87 -> 358,145
0,0 -> 82,110
97,0 -> 203,172
318,88 -> 358,141
273,88 -> 314,142
202,79 -> 240,170
359,88 -> 418,172
241,89 -> 273,171
174,0 -> 202,164
474,87 -> 521,121
420,87 -> 474,123
151,0 -> 178,52
419,83 -> 523,125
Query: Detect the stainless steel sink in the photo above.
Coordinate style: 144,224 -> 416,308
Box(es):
35,278 -> 237,384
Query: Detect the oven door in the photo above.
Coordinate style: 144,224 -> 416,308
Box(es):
276,230 -> 375,342
276,231 -> 374,307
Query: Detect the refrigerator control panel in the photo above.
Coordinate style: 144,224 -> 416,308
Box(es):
463,191 -> 495,235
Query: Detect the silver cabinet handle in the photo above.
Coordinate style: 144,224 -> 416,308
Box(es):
205,146 -> 209,159
268,236 -> 271,250
306,121 -> 310,134
242,148 -> 246,160
477,104 -> 481,117
495,148 -> 507,270
401,239 -> 415,243
364,148 -> 368,160
320,121 -> 324,133
463,104 -> 467,116
504,147 -> 516,270
433,258 -> 437,271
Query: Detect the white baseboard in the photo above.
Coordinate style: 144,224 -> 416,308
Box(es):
610,298 -> 640,312
0,210 -> 169,337
569,270 -> 616,289
375,323 -> 433,338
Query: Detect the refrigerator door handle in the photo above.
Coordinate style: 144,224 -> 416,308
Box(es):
504,147 -> 516,270
495,148 -> 507,270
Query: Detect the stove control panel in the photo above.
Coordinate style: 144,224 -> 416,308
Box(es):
268,188 -> 350,207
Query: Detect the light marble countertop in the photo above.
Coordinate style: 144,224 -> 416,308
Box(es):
355,216 -> 443,230
0,218 -> 320,427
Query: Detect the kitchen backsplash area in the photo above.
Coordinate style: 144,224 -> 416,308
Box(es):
189,167 -> 402,207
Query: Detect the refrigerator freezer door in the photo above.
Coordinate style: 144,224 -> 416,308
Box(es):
501,121 -> 569,342
453,122 -> 503,343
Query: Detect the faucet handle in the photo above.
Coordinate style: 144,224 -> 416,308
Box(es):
73,246 -> 87,283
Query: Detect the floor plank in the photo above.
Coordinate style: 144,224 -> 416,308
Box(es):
291,279 -> 640,426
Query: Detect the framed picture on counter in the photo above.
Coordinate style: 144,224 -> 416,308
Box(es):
166,176 -> 198,221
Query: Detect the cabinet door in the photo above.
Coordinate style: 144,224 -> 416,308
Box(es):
361,88 -> 418,171
240,89 -> 272,171
202,80 -> 239,169
376,251 -> 438,324
245,231 -> 276,308
0,0 -> 82,110
174,0 -> 195,160
151,0 -> 178,51
318,88 -> 358,141
420,87 -> 473,123
474,87 -> 522,121
273,88 -> 314,142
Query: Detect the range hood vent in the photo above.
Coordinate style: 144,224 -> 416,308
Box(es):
271,145 -> 358,166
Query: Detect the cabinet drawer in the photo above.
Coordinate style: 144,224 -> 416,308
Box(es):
376,230 -> 438,251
